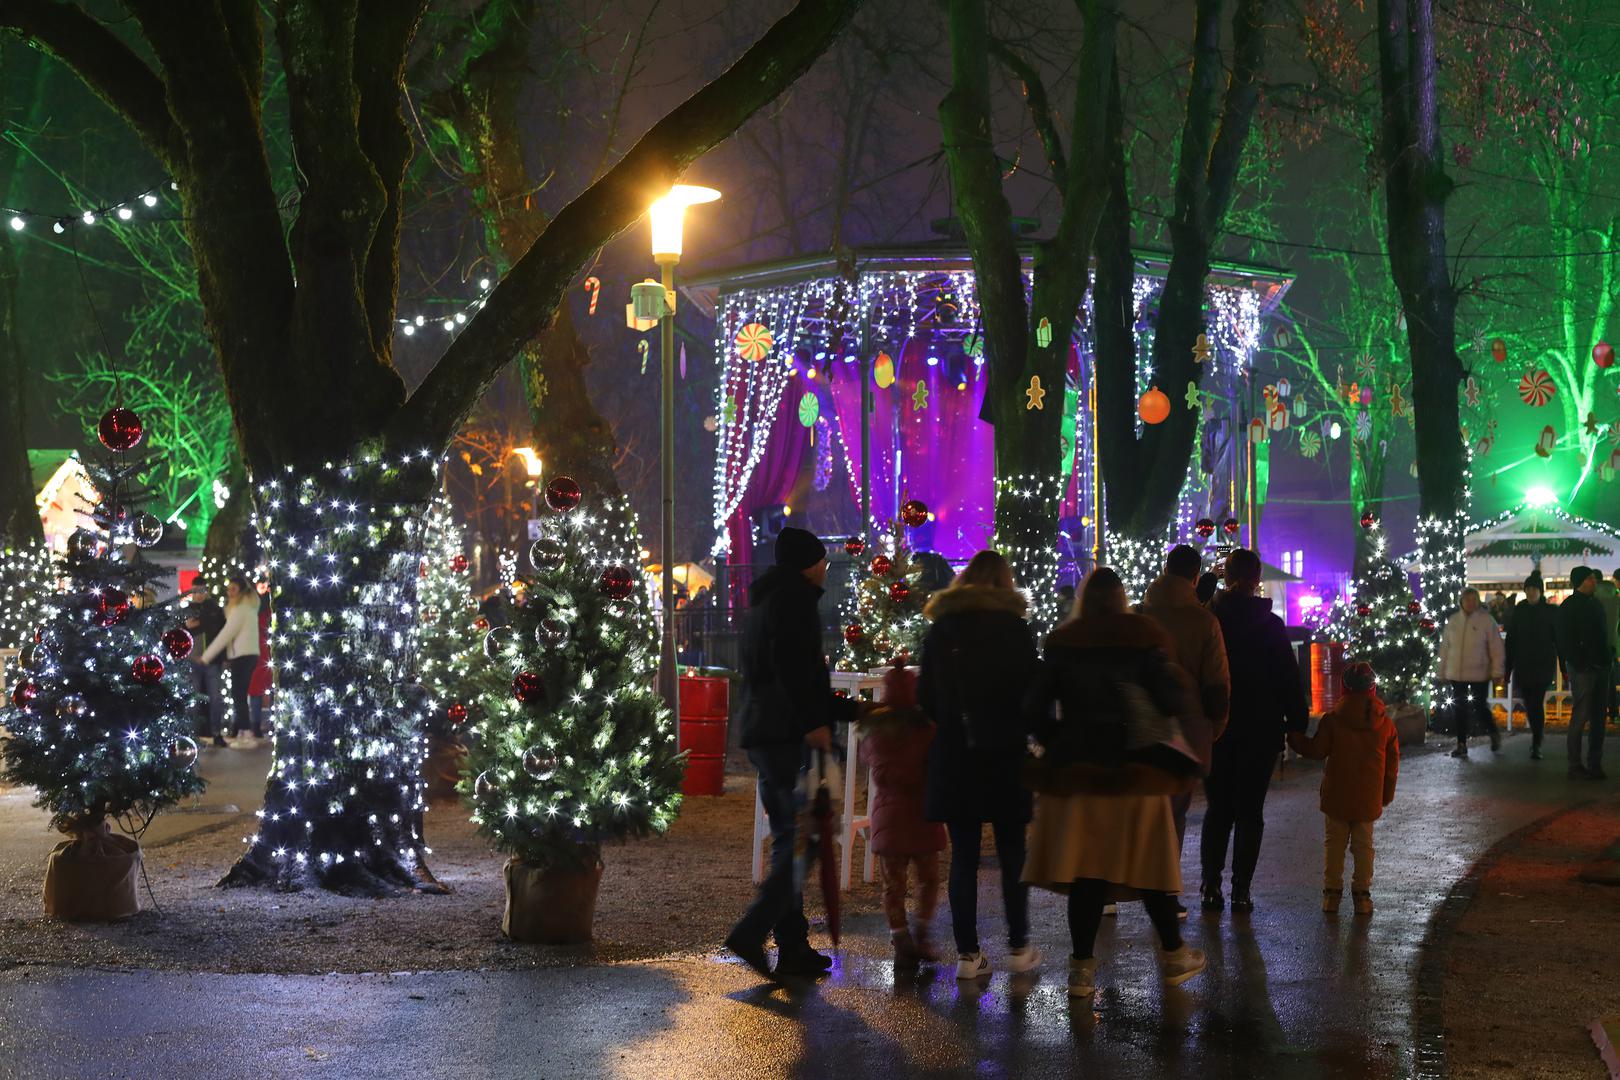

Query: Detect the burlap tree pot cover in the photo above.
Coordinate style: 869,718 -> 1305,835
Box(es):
43,820 -> 142,921
502,856 -> 604,944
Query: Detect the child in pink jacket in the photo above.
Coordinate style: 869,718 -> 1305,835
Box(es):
860,667 -> 948,964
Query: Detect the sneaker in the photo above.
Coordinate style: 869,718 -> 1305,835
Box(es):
1588,766 -> 1608,781
1352,891 -> 1374,915
775,947 -> 834,977
1569,763 -> 1590,780
1172,897 -> 1188,921
955,951 -> 991,980
1160,945 -> 1207,986
1450,745 -> 1468,759
1101,903 -> 1118,917
1230,889 -> 1254,914
723,932 -> 773,981
1200,885 -> 1223,912
1322,888 -> 1342,914
1003,944 -> 1042,974
1068,957 -> 1097,998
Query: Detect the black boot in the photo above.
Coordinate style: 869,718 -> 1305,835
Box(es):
1229,885 -> 1254,913
1200,883 -> 1224,912
1530,737 -> 1543,761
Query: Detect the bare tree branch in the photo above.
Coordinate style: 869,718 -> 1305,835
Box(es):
987,38 -> 1068,189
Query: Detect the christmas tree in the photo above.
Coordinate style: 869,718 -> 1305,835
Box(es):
837,531 -> 932,672
460,477 -> 683,869
415,494 -> 483,741
1,408 -> 205,833
1306,522 -> 1433,705
0,541 -> 51,649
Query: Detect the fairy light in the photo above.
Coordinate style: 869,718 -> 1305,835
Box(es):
0,179 -> 172,234
414,494 -> 482,741
1304,523 -> 1433,705
837,528 -> 930,672
0,543 -> 52,649
994,472 -> 1066,632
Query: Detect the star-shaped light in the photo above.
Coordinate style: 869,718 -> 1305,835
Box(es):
1025,375 -> 1046,411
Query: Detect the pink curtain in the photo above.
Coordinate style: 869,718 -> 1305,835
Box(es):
726,378 -> 811,570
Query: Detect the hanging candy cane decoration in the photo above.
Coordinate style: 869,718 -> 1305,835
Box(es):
583,276 -> 601,315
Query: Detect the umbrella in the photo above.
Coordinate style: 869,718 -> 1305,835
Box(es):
803,750 -> 841,948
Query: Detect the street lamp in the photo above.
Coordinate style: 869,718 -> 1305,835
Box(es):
511,446 -> 543,480
648,184 -> 720,713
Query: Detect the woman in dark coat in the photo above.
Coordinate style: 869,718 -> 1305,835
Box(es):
918,550 -> 1040,979
1505,571 -> 1560,760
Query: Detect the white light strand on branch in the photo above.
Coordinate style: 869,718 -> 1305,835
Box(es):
4,181 -> 178,234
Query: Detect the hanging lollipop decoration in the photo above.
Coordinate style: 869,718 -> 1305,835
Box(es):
1356,354 -> 1376,381
1297,430 -> 1322,459
963,329 -> 984,358
1355,411 -> 1372,441
734,322 -> 773,361
798,392 -> 820,429
1534,425 -> 1557,458
1518,369 -> 1556,406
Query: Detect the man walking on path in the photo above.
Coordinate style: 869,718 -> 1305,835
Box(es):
727,527 -> 854,980
1142,544 -> 1230,904
1558,566 -> 1611,780
1440,588 -> 1505,758
1200,548 -> 1307,914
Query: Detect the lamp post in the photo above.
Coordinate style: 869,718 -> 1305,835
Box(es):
648,184 -> 720,713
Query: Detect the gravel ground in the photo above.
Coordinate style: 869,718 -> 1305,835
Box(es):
1442,793 -> 1620,1078
0,770 -> 890,975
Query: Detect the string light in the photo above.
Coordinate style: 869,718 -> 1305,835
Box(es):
1304,523 -> 1432,705
0,543 -> 52,650
1,179 -> 176,234
415,495 -> 482,741
837,529 -> 929,671
395,277 -> 494,339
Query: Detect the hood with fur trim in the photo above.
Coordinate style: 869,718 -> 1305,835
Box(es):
923,584 -> 1028,621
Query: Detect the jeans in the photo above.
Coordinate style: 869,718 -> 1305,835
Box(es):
879,854 -> 940,932
1516,680 -> 1550,745
1201,742 -> 1277,893
191,660 -> 225,738
250,694 -> 271,738
944,820 -> 1029,955
731,746 -> 811,954
1449,680 -> 1495,743
1067,878 -> 1181,960
227,656 -> 259,736
1568,668 -> 1606,770
1324,816 -> 1375,892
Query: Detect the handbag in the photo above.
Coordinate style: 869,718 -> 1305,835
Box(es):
1116,681 -> 1202,777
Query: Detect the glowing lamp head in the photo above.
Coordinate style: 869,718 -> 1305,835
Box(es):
649,185 -> 721,260
511,447 -> 543,478
1525,485 -> 1557,508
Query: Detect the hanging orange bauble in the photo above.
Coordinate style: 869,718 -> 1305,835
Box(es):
1138,386 -> 1171,425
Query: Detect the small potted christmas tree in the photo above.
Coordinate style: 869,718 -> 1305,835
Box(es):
1,408 -> 205,920
415,494 -> 483,800
837,522 -> 934,673
459,476 -> 683,943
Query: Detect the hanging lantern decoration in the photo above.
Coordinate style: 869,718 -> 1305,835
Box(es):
1491,338 -> 1507,363
446,702 -> 469,727
888,580 -> 911,603
873,352 -> 896,388
900,499 -> 930,528
511,670 -> 545,704
1359,510 -> 1378,530
97,407 -> 144,452
734,322 -> 774,361
1195,518 -> 1217,539
1222,517 -> 1240,537
598,565 -> 636,601
870,555 -> 893,577
1596,341 -> 1616,369
1138,387 -> 1171,425
1518,370 -> 1556,407
844,537 -> 866,557
843,623 -> 864,645
544,476 -> 583,512
161,627 -> 194,660
130,654 -> 165,685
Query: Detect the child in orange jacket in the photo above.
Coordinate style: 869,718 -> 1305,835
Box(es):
1287,662 -> 1400,916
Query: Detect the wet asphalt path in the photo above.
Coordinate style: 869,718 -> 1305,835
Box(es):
0,733 -> 1588,1080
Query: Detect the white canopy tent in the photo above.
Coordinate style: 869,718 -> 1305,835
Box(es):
1457,503 -> 1620,590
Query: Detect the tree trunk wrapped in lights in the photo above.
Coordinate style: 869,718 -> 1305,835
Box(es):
0,543 -> 51,650
459,487 -> 681,941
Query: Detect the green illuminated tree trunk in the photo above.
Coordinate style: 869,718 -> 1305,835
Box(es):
3,0 -> 862,892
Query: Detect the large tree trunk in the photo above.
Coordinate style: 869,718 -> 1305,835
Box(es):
1377,0 -> 1465,615
0,44 -> 46,550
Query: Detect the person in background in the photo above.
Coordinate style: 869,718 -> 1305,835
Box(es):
1287,661 -> 1400,917
1056,583 -> 1076,611
1439,588 -> 1505,758
1201,548 -> 1308,914
1504,573 -> 1559,761
1596,569 -> 1620,726
1141,544 -> 1230,917
184,582 -> 228,748
247,579 -> 273,738
1023,567 -> 1206,999
918,550 -> 1041,981
1195,571 -> 1220,606
200,576 -> 263,745
1557,566 -> 1611,780
726,527 -> 854,981
1489,590 -> 1510,625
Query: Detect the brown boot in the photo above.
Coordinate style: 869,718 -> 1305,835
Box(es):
911,926 -> 941,963
892,930 -> 923,966
1322,888 -> 1342,914
1352,891 -> 1374,915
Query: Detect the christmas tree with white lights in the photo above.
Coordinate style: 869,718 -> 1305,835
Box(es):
416,494 -> 483,739
837,533 -> 930,672
460,477 -> 683,871
1307,522 -> 1433,705
1,408 -> 205,834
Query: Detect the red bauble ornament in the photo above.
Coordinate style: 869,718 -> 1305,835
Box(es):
446,702 -> 469,726
1408,601 -> 1422,615
844,537 -> 866,557
1221,517 -> 1240,537
1359,510 -> 1377,529
869,555 -> 893,576
1195,518 -> 1217,539
162,627 -> 194,660
899,499 -> 930,528
93,587 -> 130,627
888,580 -> 911,603
1356,604 -> 1372,617
1420,617 -> 1437,632
473,616 -> 489,631
450,554 -> 469,574
598,565 -> 635,601
10,678 -> 39,710
511,670 -> 545,704
97,407 -> 144,452
843,623 -> 864,644
544,476 -> 583,513
130,654 -> 165,685
1138,387 -> 1171,425
1596,341 -> 1615,369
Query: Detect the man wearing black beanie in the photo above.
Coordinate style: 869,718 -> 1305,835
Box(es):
1558,566 -> 1611,779
726,525 -> 854,980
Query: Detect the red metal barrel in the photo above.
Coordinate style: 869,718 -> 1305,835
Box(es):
1311,642 -> 1345,715
678,675 -> 729,796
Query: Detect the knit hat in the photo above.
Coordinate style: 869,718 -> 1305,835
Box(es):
1343,661 -> 1376,694
1524,571 -> 1543,592
1571,565 -> 1592,589
774,526 -> 827,571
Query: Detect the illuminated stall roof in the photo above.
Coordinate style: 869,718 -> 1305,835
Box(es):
1403,501 -> 1620,589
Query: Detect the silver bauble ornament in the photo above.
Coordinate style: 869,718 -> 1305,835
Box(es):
528,537 -> 566,573
536,617 -> 569,648
521,748 -> 558,780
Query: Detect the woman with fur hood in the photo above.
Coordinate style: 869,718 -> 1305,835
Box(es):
1022,568 -> 1207,999
918,550 -> 1041,981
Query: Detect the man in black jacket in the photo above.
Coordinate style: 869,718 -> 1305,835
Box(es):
1200,548 -> 1308,913
1557,566 -> 1610,779
726,527 -> 854,980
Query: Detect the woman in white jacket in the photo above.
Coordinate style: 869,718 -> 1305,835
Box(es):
200,577 -> 262,743
1439,588 -> 1505,758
